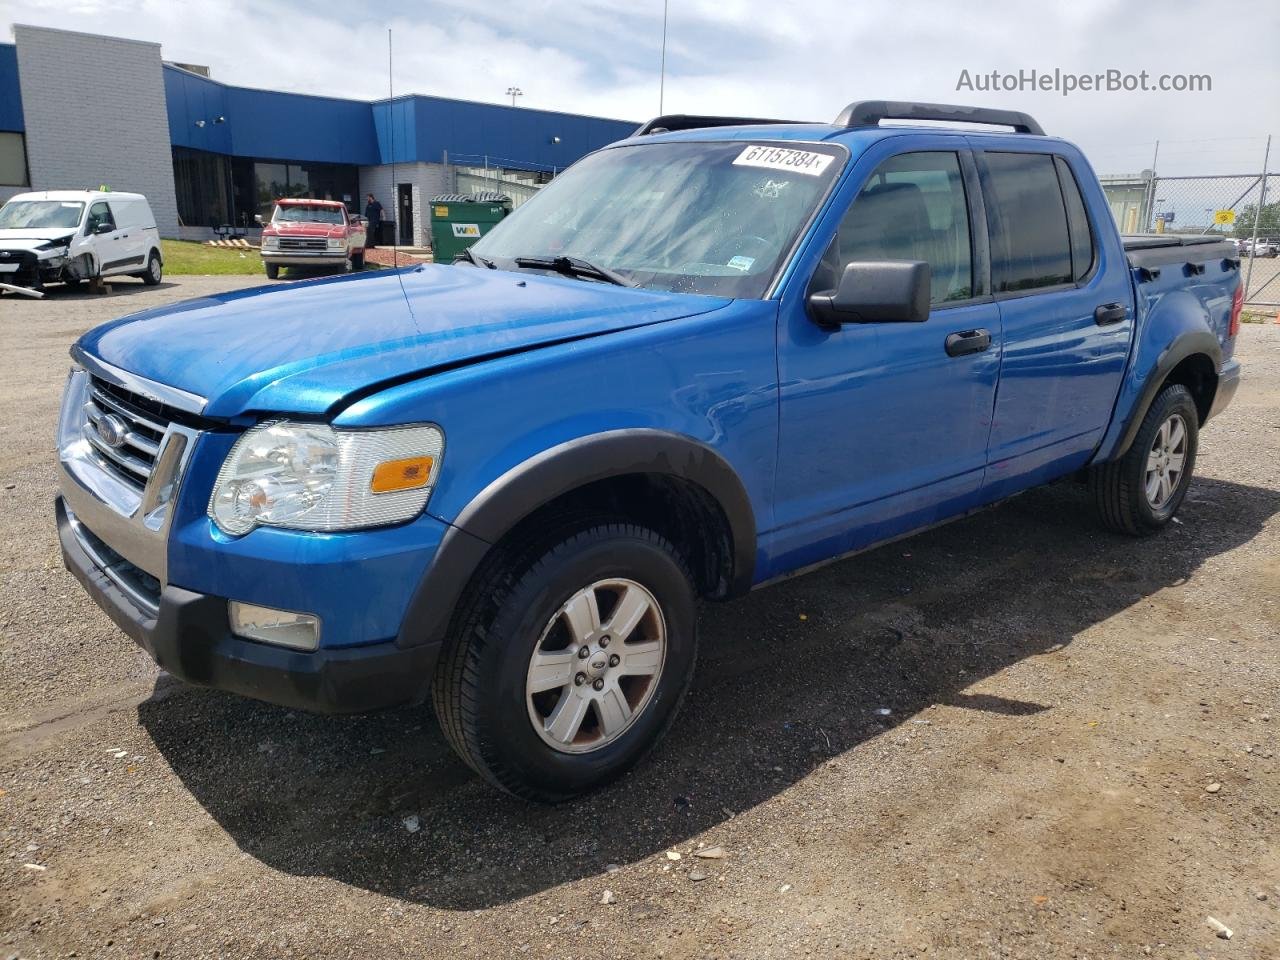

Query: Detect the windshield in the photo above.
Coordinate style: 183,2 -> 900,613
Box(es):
273,205 -> 345,225
471,140 -> 846,297
0,200 -> 85,230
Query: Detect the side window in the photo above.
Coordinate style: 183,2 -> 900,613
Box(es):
85,201 -> 115,235
983,152 -> 1073,292
1054,156 -> 1095,282
821,151 -> 974,305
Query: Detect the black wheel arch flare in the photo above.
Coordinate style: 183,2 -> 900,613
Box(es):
396,429 -> 757,650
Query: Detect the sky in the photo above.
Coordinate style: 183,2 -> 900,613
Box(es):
4,0 -> 1278,177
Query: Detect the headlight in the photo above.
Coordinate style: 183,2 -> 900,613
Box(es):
327,237 -> 345,248
261,235 -> 278,249
208,421 -> 443,536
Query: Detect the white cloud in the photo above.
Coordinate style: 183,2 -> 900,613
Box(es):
5,0 -> 1277,174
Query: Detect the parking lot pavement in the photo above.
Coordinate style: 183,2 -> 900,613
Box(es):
2,278 -> 1278,959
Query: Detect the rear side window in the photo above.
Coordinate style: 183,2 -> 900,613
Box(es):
983,152 -> 1072,293
1054,157 -> 1095,281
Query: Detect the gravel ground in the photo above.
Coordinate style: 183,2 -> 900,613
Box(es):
1,278 -> 1278,959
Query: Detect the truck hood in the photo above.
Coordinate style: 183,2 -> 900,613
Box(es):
266,223 -> 347,238
0,228 -> 75,249
78,264 -> 731,418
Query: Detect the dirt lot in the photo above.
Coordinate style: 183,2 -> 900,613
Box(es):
1,278 -> 1278,959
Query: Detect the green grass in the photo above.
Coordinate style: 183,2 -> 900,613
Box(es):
161,239 -> 263,276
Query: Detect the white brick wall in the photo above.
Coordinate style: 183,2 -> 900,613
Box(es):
13,25 -> 180,237
358,162 -> 451,248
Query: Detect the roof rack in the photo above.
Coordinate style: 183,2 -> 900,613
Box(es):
633,114 -> 801,137
834,100 -> 1044,136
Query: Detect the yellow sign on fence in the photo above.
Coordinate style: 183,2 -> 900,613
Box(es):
1213,209 -> 1236,225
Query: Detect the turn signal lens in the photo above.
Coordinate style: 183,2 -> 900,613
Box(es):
371,455 -> 435,493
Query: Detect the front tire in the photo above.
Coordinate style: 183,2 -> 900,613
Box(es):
1090,383 -> 1199,535
264,262 -> 279,280
432,519 -> 698,802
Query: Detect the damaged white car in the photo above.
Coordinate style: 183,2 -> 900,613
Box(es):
0,190 -> 163,293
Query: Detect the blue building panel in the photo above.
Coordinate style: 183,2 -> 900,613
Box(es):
164,65 -> 379,165
407,96 -> 636,172
162,64 -> 633,171
0,44 -> 24,132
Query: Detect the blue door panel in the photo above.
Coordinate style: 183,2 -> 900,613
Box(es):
770,135 -> 1001,581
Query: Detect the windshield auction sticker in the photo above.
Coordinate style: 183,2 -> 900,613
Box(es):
732,145 -> 835,176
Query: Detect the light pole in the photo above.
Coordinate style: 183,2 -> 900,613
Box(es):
506,86 -> 523,107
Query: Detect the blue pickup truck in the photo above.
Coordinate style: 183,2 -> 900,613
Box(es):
57,101 -> 1242,800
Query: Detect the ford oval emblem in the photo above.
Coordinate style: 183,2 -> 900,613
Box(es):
96,413 -> 129,449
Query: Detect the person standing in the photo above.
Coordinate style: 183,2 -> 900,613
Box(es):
364,193 -> 383,249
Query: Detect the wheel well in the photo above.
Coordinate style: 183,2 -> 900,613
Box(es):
1160,353 -> 1217,424
490,473 -> 737,600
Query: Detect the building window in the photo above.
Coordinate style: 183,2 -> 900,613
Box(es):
255,161 -> 358,218
0,132 -> 29,187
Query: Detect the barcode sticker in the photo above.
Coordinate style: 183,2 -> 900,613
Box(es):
732,145 -> 834,177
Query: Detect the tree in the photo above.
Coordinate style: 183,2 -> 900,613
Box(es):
1233,199 -> 1280,238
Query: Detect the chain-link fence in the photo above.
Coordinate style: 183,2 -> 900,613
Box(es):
1101,159 -> 1279,308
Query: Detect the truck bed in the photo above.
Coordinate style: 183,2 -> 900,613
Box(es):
1122,234 -> 1236,270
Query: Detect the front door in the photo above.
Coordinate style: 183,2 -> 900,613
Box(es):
398,184 -> 413,245
84,201 -> 127,275
771,144 -> 1002,575
974,147 -> 1133,499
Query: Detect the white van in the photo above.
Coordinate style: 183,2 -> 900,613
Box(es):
0,190 -> 163,290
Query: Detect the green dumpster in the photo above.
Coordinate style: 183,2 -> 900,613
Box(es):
429,193 -> 512,262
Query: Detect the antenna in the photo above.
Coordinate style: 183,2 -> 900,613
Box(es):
388,27 -> 398,271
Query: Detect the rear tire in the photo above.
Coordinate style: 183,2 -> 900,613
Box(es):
352,250 -> 365,270
141,251 -> 162,286
1090,383 -> 1199,535
264,262 -> 279,280
432,518 -> 698,802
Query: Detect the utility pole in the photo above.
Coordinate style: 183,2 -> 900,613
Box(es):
658,0 -> 669,113
506,86 -> 523,107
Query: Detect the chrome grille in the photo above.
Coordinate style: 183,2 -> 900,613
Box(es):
82,377 -> 170,490
278,237 -> 328,251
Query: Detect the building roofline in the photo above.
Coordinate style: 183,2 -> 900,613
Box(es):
158,61 -> 634,126
12,22 -> 161,51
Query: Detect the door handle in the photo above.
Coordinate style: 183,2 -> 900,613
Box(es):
944,328 -> 991,357
1094,302 -> 1127,325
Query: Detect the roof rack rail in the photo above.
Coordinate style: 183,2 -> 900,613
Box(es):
633,114 -> 801,137
834,100 -> 1045,136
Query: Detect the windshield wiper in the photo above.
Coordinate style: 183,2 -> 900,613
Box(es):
512,255 -> 632,287
455,247 -> 496,269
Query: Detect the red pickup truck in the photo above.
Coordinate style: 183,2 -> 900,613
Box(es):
259,198 -> 367,279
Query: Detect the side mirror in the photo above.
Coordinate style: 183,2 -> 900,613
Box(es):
254,214 -> 264,225
93,221 -> 114,235
808,260 -> 931,327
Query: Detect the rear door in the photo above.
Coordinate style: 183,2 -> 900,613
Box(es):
771,140 -> 1002,574
975,145 -> 1133,498
108,199 -> 148,271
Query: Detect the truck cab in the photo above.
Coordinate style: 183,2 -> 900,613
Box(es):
259,198 -> 366,279
56,101 -> 1241,802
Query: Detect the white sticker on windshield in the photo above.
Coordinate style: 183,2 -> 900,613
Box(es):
727,255 -> 755,272
733,145 -> 834,177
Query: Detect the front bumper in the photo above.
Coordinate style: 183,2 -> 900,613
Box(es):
57,496 -> 439,713
1208,357 -> 1242,421
261,250 -> 349,266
